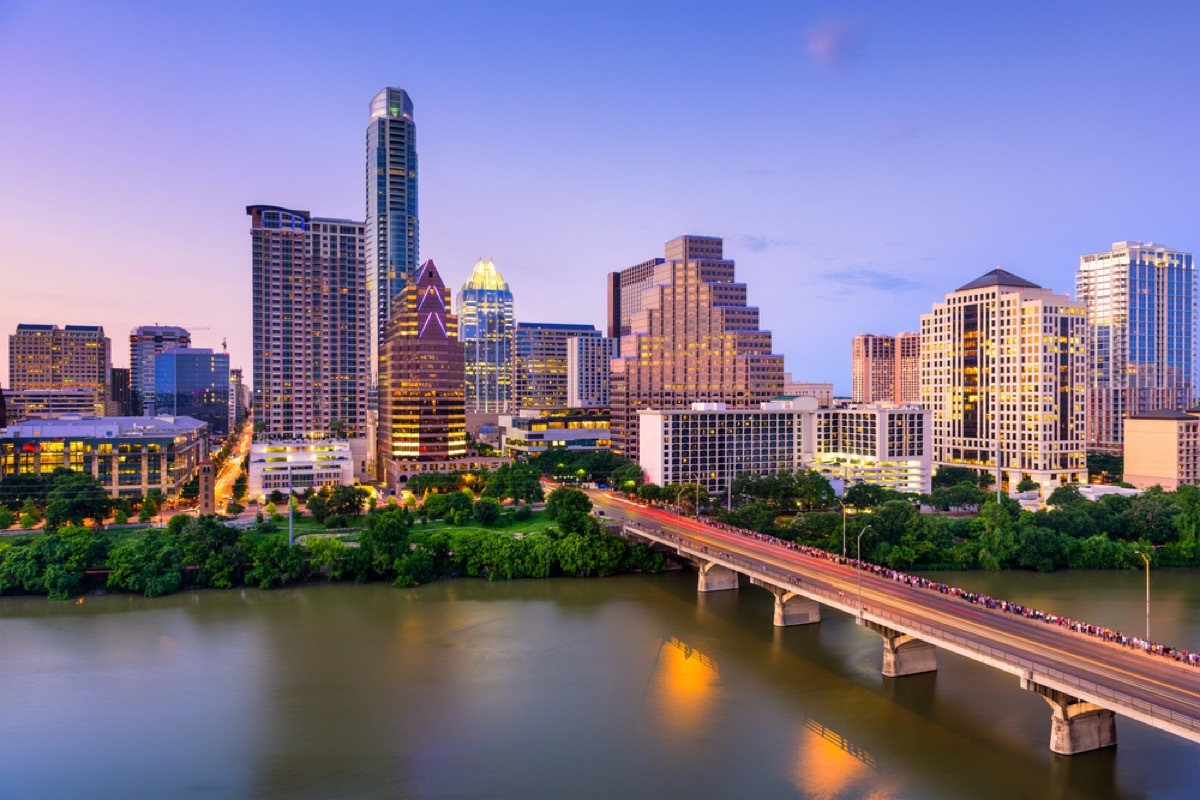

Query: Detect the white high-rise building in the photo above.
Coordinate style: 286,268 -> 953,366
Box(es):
568,336 -> 617,408
920,268 -> 1086,491
1077,241 -> 1194,455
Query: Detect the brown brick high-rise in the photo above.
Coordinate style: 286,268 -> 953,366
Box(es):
609,235 -> 784,461
378,260 -> 467,481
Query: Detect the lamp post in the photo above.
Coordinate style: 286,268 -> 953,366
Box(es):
856,523 -> 873,619
1134,550 -> 1151,641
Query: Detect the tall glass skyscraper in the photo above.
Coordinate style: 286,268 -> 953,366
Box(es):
1077,241 -> 1194,454
154,348 -> 230,436
458,259 -> 515,413
130,325 -> 191,415
365,87 -> 419,395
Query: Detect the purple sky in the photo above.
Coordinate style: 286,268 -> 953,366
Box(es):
1,1 -> 1197,394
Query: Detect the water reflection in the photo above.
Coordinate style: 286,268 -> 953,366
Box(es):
792,717 -> 880,799
649,636 -> 722,735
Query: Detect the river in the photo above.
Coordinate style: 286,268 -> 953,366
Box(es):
2,569 -> 1199,799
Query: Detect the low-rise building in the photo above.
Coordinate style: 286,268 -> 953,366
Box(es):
247,439 -> 358,499
0,415 -> 209,499
638,400 -> 932,495
1123,410 -> 1200,491
499,408 -> 611,457
4,388 -> 105,422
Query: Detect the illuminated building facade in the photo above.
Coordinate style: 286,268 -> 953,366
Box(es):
8,324 -> 111,409
247,439 -> 356,498
498,408 -> 611,457
513,323 -> 599,410
130,325 -> 190,415
378,260 -> 468,482
247,205 -> 368,446
810,404 -> 931,494
0,414 -> 209,499
568,336 -> 617,408
4,388 -> 102,423
1077,241 -> 1194,455
366,87 -> 419,400
851,332 -> 919,404
458,258 -> 514,413
610,235 -> 785,461
154,348 -> 230,436
920,268 -> 1087,491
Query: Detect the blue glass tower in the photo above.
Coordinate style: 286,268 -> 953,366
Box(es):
154,348 -> 230,436
457,259 -> 515,413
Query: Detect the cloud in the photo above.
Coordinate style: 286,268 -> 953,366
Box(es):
820,267 -> 926,293
734,235 -> 809,253
804,17 -> 861,69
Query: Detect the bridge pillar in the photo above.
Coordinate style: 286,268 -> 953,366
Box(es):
860,620 -> 937,677
750,577 -> 821,626
696,561 -> 739,592
1021,677 -> 1116,755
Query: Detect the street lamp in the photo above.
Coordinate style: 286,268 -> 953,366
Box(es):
1134,550 -> 1151,641
856,524 -> 873,619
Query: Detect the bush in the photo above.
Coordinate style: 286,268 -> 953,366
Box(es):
113,509 -> 129,525
226,502 -> 245,516
0,507 -> 14,530
325,514 -> 351,530
513,505 -> 533,522
473,497 -> 503,526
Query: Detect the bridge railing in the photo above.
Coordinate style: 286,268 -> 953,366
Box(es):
623,522 -> 1200,735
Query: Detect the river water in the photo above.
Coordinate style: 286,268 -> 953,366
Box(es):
2,569 -> 1199,799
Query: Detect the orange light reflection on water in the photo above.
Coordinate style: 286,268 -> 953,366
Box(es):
649,637 -> 722,735
792,717 -> 888,800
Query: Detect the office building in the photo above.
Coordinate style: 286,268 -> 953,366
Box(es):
514,323 -> 599,410
229,368 -> 246,429
1077,241 -> 1194,455
4,388 -> 102,422
920,268 -> 1086,491
0,415 -> 209,499
606,257 -> 663,338
458,258 -> 515,413
378,261 -> 510,484
0,385 -> 6,429
499,408 -> 611,458
638,399 -> 931,496
155,348 -> 230,436
611,235 -> 785,461
247,439 -> 357,498
366,88 -> 419,396
1124,410 -> 1200,491
9,324 -> 111,408
109,367 -> 131,416
129,325 -> 190,414
248,205 -> 369,454
852,332 -> 920,404
568,336 -> 617,408
781,375 -> 834,408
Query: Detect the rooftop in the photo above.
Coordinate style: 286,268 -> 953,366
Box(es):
1,415 -> 208,438
956,268 -> 1042,292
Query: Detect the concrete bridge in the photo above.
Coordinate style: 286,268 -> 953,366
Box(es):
596,497 -> 1200,756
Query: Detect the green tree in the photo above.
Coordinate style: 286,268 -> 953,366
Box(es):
611,462 -> 645,493
305,536 -> 346,579
637,483 -> 662,503
932,466 -> 979,489
1016,478 -> 1040,493
0,507 -> 13,530
43,472 -> 111,531
245,537 -> 305,589
106,528 -> 184,597
794,470 -> 835,511
1046,484 -> 1085,508
473,497 -> 503,526
545,488 -> 593,520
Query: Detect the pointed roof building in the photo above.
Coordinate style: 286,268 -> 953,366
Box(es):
956,268 -> 1042,292
458,259 -> 515,414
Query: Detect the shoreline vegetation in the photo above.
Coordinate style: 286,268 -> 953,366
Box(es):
1,451 -> 1195,601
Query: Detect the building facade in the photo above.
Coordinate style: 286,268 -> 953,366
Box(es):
782,376 -> 834,408
851,332 -> 920,404
0,415 -> 209,499
4,388 -> 103,422
109,367 -> 131,416
514,323 -> 600,410
567,336 -> 617,408
378,260 -> 469,483
638,399 -> 931,496
247,439 -> 357,499
366,87 -> 419,399
1123,410 -> 1200,491
498,408 -> 611,458
1077,241 -> 1194,455
606,257 -> 663,339
920,268 -> 1087,491
155,348 -> 230,437
129,325 -> 190,415
611,235 -> 785,461
248,205 -> 368,445
9,324 -> 111,408
458,258 -> 515,413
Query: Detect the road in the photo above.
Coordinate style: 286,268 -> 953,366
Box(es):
586,489 -> 1200,744
214,422 -> 252,511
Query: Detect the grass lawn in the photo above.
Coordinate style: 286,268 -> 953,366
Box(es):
408,508 -> 557,536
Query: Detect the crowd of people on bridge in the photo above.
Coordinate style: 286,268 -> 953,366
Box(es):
629,503 -> 1200,670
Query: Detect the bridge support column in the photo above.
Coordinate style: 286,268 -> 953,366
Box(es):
860,620 -> 937,677
1021,677 -> 1116,755
751,578 -> 821,626
696,561 -> 739,592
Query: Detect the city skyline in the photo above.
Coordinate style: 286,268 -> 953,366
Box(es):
1,2 -> 1197,392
